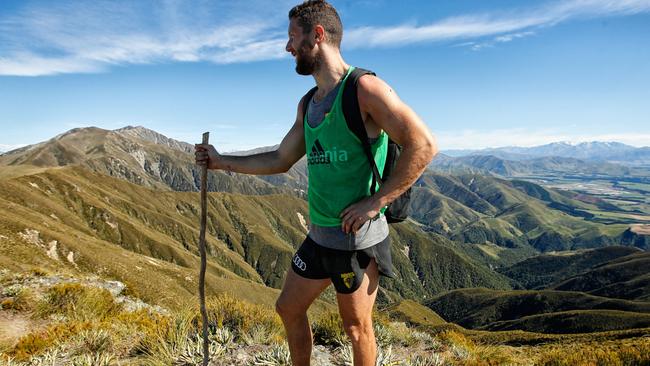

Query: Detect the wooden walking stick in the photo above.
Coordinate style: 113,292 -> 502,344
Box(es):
198,132 -> 210,366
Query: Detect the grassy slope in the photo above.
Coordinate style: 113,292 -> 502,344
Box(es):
483,309 -> 650,333
550,251 -> 650,301
413,172 -> 631,261
426,287 -> 650,333
0,166 -> 518,313
0,166 -> 325,312
498,246 -> 643,289
385,223 -> 512,299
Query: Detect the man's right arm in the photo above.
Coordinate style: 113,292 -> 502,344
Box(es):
195,97 -> 307,175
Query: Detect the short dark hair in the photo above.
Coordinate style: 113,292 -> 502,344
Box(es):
289,0 -> 343,48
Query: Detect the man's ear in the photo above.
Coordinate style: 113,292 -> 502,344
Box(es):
314,24 -> 326,43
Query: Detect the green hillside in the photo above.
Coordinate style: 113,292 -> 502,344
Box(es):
483,309 -> 650,333
412,171 -> 632,259
383,223 -> 512,300
498,246 -> 642,289
426,287 -> 650,333
550,251 -> 650,301
0,165 -> 519,313
0,166 -> 311,310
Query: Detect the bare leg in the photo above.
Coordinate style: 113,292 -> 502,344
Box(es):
276,268 -> 331,366
337,259 -> 379,366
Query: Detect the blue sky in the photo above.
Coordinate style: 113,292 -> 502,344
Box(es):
1,0 -> 649,152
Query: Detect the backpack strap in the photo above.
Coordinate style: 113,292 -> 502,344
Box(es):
301,86 -> 318,123
342,67 -> 383,194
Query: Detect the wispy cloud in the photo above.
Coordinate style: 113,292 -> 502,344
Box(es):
0,143 -> 27,152
345,0 -> 650,49
0,0 -> 292,76
437,128 -> 650,150
461,31 -> 536,51
1,0 -> 649,76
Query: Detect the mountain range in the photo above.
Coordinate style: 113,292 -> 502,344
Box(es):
429,153 -> 644,178
1,125 -> 648,335
443,141 -> 650,166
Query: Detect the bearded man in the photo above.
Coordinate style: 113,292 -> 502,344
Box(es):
196,1 -> 437,365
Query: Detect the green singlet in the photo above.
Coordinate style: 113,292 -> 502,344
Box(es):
304,67 -> 388,227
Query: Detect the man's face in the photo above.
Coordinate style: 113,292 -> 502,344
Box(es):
286,18 -> 320,75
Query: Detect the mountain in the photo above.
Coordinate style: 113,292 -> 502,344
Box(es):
549,251 -> 650,301
230,144 -> 308,191
0,126 -> 286,195
114,125 -> 195,153
430,154 -> 635,177
0,164 -> 520,311
7,126 -> 637,264
442,141 -> 650,166
410,171 -> 634,257
426,287 -> 650,333
497,246 -> 642,289
2,125 -> 650,350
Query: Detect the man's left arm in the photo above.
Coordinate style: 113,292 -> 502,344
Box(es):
340,75 -> 438,233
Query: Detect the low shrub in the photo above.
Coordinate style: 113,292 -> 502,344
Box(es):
312,311 -> 346,346
9,321 -> 92,361
36,283 -> 121,321
1,287 -> 36,312
537,339 -> 650,366
204,293 -> 282,338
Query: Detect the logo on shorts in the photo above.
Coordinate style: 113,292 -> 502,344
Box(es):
293,254 -> 307,271
341,272 -> 356,289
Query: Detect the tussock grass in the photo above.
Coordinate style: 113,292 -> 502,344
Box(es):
9,321 -> 92,361
1,287 -> 36,312
136,293 -> 284,364
536,338 -> 650,366
36,283 -> 121,321
312,311 -> 346,346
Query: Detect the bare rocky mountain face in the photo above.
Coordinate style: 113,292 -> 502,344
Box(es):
0,126 -> 289,195
114,125 -> 195,154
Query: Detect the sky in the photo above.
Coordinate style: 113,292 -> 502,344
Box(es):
1,0 -> 649,152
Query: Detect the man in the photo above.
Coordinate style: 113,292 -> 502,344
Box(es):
195,1 -> 437,364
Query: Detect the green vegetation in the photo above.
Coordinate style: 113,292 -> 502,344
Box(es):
550,251 -> 650,300
498,246 -> 642,289
426,287 -> 650,333
382,299 -> 446,327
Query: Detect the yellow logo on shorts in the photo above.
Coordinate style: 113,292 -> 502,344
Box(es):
341,272 -> 356,289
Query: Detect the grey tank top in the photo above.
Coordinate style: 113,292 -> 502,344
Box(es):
305,82 -> 389,251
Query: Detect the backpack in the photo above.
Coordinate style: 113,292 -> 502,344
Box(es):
302,67 -> 411,223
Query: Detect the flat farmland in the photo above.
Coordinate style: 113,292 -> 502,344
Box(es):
514,174 -> 650,225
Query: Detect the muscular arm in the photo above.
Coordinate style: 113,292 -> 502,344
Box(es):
195,98 -> 307,175
360,75 -> 438,207
340,75 -> 438,233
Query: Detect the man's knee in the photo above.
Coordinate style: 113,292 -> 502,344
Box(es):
342,319 -> 374,343
275,297 -> 303,320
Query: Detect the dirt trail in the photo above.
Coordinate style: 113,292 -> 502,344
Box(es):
0,311 -> 31,349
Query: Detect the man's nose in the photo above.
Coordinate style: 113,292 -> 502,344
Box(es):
286,40 -> 293,53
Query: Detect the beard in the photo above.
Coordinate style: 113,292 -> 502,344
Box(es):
295,39 -> 321,75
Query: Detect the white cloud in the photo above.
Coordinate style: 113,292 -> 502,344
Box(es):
494,31 -> 536,43
0,1 -> 292,76
1,0 -> 649,76
437,128 -> 650,150
344,0 -> 650,49
466,31 -> 536,51
0,143 -> 27,152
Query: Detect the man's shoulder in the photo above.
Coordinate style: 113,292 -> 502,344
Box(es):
356,72 -> 391,106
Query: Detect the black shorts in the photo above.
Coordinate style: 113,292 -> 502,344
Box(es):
291,235 -> 396,294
